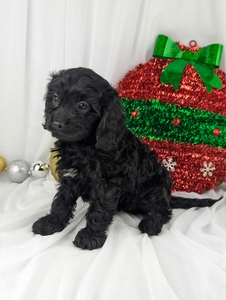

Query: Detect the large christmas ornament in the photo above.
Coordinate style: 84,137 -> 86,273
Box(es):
0,156 -> 7,172
8,160 -> 31,183
117,34 -> 226,193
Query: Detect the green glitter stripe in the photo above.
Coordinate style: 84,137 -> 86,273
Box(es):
122,98 -> 226,148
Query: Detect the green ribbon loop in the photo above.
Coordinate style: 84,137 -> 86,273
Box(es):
153,34 -> 223,92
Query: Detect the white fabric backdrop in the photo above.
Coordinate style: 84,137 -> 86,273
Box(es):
0,1 -> 226,299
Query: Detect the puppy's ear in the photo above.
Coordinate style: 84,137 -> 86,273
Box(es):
95,95 -> 126,151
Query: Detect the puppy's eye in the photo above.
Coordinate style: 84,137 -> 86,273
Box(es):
52,94 -> 60,106
78,102 -> 89,111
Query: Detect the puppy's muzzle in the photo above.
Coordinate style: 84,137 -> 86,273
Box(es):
52,121 -> 65,130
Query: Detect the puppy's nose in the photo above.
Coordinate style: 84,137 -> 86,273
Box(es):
52,121 -> 64,130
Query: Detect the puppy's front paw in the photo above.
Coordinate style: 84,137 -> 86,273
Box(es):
138,216 -> 163,236
32,214 -> 66,236
73,227 -> 107,250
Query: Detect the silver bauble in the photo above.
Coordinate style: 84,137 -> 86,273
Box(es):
8,159 -> 31,183
31,161 -> 49,178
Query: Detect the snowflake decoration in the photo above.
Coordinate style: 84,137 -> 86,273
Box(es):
162,158 -> 177,172
200,161 -> 216,177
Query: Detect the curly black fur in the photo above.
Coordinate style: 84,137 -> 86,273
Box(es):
32,67 -> 219,250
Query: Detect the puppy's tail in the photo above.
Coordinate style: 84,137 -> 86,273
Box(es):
170,195 -> 222,209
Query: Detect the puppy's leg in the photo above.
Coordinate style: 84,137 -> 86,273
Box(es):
32,178 -> 79,235
138,187 -> 172,235
73,185 -> 119,250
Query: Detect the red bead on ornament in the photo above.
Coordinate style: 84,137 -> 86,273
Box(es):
213,128 -> 221,136
173,118 -> 181,126
131,110 -> 139,118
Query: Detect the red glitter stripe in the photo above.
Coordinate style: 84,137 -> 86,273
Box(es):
140,138 -> 226,193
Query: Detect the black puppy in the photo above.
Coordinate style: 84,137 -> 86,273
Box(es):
32,67 -> 218,250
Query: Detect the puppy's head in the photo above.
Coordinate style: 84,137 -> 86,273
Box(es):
44,67 -> 125,150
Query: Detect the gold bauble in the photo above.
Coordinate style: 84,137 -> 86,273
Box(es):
0,156 -> 7,172
49,152 -> 60,181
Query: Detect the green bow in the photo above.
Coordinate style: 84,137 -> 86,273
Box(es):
153,34 -> 223,92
